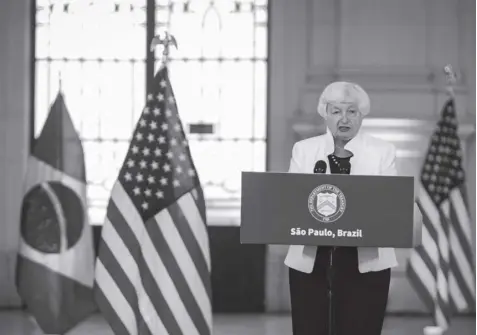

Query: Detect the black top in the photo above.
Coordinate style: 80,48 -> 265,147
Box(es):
323,153 -> 352,253
327,153 -> 352,175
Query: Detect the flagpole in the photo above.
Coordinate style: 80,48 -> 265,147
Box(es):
422,65 -> 458,335
58,72 -> 62,93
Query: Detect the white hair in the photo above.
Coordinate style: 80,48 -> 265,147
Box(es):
317,81 -> 370,118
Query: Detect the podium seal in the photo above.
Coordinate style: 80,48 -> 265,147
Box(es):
308,184 -> 346,223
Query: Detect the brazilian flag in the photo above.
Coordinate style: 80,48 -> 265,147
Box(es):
16,92 -> 97,334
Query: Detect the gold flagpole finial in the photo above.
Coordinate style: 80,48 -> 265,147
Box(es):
443,64 -> 457,98
150,31 -> 178,65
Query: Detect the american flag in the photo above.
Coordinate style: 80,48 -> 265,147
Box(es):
94,66 -> 212,335
406,98 -> 475,329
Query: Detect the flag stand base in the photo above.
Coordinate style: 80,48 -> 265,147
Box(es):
423,326 -> 446,335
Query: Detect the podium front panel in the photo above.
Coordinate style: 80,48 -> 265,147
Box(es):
240,172 -> 418,248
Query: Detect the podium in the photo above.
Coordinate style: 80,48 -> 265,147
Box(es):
240,172 -> 421,247
240,171 -> 422,335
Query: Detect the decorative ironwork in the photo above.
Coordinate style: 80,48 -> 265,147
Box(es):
34,0 -> 268,224
155,0 -> 268,218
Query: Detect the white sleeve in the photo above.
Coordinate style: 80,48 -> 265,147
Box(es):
288,143 -> 302,173
381,143 -> 397,176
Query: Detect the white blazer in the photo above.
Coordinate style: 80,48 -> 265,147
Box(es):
284,128 -> 400,273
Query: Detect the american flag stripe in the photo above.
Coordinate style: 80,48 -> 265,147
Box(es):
98,231 -> 143,331
438,204 -> 450,262
449,292 -> 458,312
407,258 -> 435,310
99,218 -> 160,335
416,230 -> 437,277
420,209 -> 439,248
451,189 -> 472,235
94,280 -> 132,335
435,287 -> 449,329
416,245 -> 437,290
420,216 -> 438,268
449,195 -> 475,309
420,205 -> 439,263
167,201 -> 212,299
419,184 -> 441,233
95,260 -> 138,335
437,206 -> 450,275
191,187 -> 207,223
458,185 -> 470,208
450,191 -> 474,261
436,209 -> 450,329
450,254 -> 475,307
437,286 -> 451,318
449,224 -> 474,293
149,210 -> 211,334
449,272 -> 468,310
436,266 -> 449,300
178,194 -> 211,270
112,183 -> 199,335
107,188 -> 184,335
449,212 -> 474,273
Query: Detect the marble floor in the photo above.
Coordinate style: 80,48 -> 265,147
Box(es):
0,311 -> 474,335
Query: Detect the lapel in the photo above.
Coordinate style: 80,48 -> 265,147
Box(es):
317,128 -> 367,175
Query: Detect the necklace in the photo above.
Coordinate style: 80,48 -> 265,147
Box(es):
329,154 -> 352,174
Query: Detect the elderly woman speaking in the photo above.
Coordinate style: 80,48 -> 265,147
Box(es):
285,82 -> 397,335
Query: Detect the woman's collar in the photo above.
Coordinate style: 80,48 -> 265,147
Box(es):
324,127 -> 364,156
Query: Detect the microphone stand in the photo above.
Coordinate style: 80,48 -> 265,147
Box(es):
313,161 -> 335,335
328,247 -> 335,335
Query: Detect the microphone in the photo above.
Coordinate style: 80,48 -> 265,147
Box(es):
313,160 -> 327,173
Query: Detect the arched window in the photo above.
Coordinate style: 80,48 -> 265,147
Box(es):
34,0 -> 268,225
